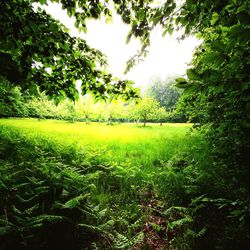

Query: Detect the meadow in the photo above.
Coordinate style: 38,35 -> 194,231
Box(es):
0,118 -> 198,167
0,118 -> 208,249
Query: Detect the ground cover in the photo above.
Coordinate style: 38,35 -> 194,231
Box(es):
0,118 -> 197,167
0,118 -> 207,249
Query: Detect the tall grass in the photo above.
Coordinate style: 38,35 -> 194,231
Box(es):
0,118 -> 209,249
0,118 -> 199,168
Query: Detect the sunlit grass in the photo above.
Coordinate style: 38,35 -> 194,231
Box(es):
0,118 -> 199,168
0,118 -> 208,234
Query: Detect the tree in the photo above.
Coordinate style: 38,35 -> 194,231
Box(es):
112,0 -> 249,247
0,77 -> 28,117
0,0 -> 139,102
76,95 -> 94,124
146,76 -> 182,111
133,97 -> 160,126
102,100 -> 125,124
155,107 -> 168,126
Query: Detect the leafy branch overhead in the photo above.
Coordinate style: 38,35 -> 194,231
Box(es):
0,0 -> 140,102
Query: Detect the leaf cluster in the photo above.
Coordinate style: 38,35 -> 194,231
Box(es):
0,0 -> 140,102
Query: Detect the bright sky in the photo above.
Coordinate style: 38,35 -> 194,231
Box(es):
38,2 -> 201,90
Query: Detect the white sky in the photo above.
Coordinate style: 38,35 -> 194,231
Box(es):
38,2 -> 201,90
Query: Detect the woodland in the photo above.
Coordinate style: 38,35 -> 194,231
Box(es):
0,0 -> 249,249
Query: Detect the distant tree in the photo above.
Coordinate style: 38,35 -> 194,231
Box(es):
104,100 -> 125,124
76,95 -> 94,124
133,98 -> 160,126
146,76 -> 183,111
0,78 -> 28,117
155,107 -> 168,126
65,101 -> 77,123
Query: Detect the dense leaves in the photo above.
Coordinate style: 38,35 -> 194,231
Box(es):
114,0 -> 250,247
0,0 -> 139,102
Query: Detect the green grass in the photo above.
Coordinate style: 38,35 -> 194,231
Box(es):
0,118 -> 209,249
0,118 -> 199,168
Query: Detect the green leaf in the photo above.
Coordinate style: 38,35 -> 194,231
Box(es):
186,69 -> 201,81
138,9 -> 145,21
202,52 -> 223,67
210,12 -> 219,25
39,0 -> 46,5
0,226 -> 13,236
64,193 -> 90,209
211,40 -> 225,53
27,215 -> 66,225
162,29 -> 168,37
236,5 -> 246,14
230,209 -> 244,218
175,82 -> 192,89
241,82 -> 249,91
168,216 -> 193,230
175,77 -> 186,83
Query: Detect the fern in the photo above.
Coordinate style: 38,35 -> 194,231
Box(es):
26,215 -> 68,226
113,232 -> 130,249
77,223 -> 102,233
168,216 -> 193,231
131,231 -> 144,247
63,193 -> 90,209
24,203 -> 40,215
99,219 -> 115,231
149,222 -> 163,232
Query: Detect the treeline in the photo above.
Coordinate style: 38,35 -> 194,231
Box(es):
0,78 -> 187,124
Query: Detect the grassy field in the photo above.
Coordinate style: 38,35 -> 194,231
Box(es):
0,118 -> 208,249
0,118 -> 199,168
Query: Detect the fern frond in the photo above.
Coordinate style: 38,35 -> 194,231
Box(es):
168,216 -> 193,230
132,231 -> 144,247
24,203 -> 40,215
27,215 -> 68,226
99,220 -> 115,231
113,232 -> 130,249
77,223 -> 102,233
63,193 -> 90,209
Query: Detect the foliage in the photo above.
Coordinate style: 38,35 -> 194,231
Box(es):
146,76 -> 183,111
1,0 -> 250,248
0,0 -> 140,102
1,88 -> 179,124
0,78 -> 29,117
117,0 -> 250,247
0,120 -> 207,249
154,107 -> 168,125
0,128 -> 108,249
132,97 -> 161,126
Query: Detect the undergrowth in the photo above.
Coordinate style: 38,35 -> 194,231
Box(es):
0,122 -> 215,249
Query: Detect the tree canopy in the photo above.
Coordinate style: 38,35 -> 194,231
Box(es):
146,76 -> 182,111
0,0 -> 140,102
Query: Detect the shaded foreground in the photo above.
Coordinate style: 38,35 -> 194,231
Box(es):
0,119 -> 208,249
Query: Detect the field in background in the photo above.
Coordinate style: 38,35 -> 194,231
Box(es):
0,118 -> 197,168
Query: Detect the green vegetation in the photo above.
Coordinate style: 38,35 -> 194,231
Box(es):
0,83 -> 183,124
1,0 -> 249,249
0,119 -> 206,249
0,119 -> 193,167
146,76 -> 183,112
